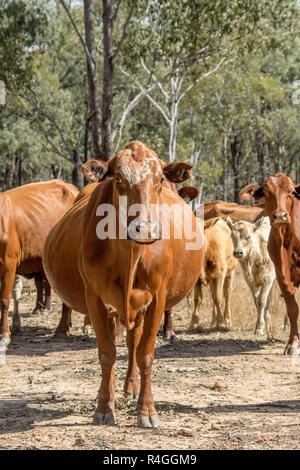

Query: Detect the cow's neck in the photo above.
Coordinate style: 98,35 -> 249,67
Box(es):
117,239 -> 148,330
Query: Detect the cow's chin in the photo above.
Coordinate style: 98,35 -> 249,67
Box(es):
272,218 -> 291,227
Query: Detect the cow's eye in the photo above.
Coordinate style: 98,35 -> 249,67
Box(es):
160,177 -> 165,184
115,176 -> 122,184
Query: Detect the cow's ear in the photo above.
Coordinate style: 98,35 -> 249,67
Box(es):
226,217 -> 234,229
178,186 -> 199,202
254,216 -> 265,231
239,184 -> 264,202
294,183 -> 300,199
81,160 -> 109,182
163,162 -> 193,183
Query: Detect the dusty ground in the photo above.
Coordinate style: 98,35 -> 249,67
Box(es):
1,266 -> 300,450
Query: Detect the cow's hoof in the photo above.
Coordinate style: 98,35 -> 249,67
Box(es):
53,331 -> 68,339
93,411 -> 115,426
284,342 -> 300,356
0,337 -> 10,347
32,308 -> 39,315
137,414 -> 160,428
41,309 -> 49,317
125,392 -> 138,400
83,328 -> 92,335
169,335 -> 177,344
254,328 -> 265,336
12,324 -> 22,334
124,393 -> 138,405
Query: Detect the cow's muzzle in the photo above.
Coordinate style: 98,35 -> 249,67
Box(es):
233,250 -> 243,258
127,220 -> 162,245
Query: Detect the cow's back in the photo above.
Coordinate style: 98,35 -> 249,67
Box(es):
204,218 -> 237,279
204,200 -> 264,223
43,184 -> 96,314
4,180 -> 78,274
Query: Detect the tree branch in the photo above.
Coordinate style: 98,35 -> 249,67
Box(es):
59,0 -> 95,73
112,0 -> 137,62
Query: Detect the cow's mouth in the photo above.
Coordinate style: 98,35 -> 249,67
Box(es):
272,218 -> 291,226
127,235 -> 161,245
233,251 -> 243,258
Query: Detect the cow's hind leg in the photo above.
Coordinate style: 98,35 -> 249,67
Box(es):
264,281 -> 275,337
223,270 -> 234,329
83,314 -> 92,334
12,275 -> 23,334
210,276 -> 225,329
41,274 -> 51,315
124,313 -> 143,400
163,310 -> 177,342
190,280 -> 203,327
255,282 -> 273,336
32,272 -> 44,314
55,304 -> 72,335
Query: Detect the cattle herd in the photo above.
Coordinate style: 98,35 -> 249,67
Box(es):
0,140 -> 299,429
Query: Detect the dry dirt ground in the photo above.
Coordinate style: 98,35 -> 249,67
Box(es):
1,266 -> 300,450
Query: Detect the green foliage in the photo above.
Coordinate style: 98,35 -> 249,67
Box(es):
0,0 -> 299,198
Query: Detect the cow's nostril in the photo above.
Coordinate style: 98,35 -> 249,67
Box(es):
136,226 -> 140,233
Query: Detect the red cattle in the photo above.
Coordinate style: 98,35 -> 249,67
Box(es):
204,200 -> 265,222
0,180 -> 78,345
43,141 -> 205,427
240,173 -> 300,354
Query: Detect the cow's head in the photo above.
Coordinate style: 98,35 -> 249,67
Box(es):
239,174 -> 300,227
81,141 -> 193,244
227,216 -> 266,259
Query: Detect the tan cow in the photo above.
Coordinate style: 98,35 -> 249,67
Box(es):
0,180 -> 78,345
190,217 -> 238,329
43,141 -> 205,428
227,216 -> 277,335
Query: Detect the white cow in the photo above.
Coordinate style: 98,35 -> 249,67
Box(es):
227,216 -> 277,336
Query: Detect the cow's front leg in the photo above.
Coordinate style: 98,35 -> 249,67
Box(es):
86,293 -> 116,425
136,291 -> 165,428
124,313 -> 143,400
0,268 -> 17,345
281,290 -> 299,355
12,275 -> 23,334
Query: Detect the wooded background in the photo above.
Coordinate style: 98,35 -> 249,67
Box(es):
0,0 -> 299,202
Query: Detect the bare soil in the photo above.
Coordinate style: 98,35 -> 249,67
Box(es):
1,266 -> 300,450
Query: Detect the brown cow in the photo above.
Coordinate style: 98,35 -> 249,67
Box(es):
240,173 -> 300,354
190,217 -> 238,329
204,200 -> 264,222
54,183 -> 200,340
43,141 -> 204,427
0,180 -> 78,345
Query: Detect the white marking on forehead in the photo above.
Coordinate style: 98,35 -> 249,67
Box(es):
117,152 -> 162,187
